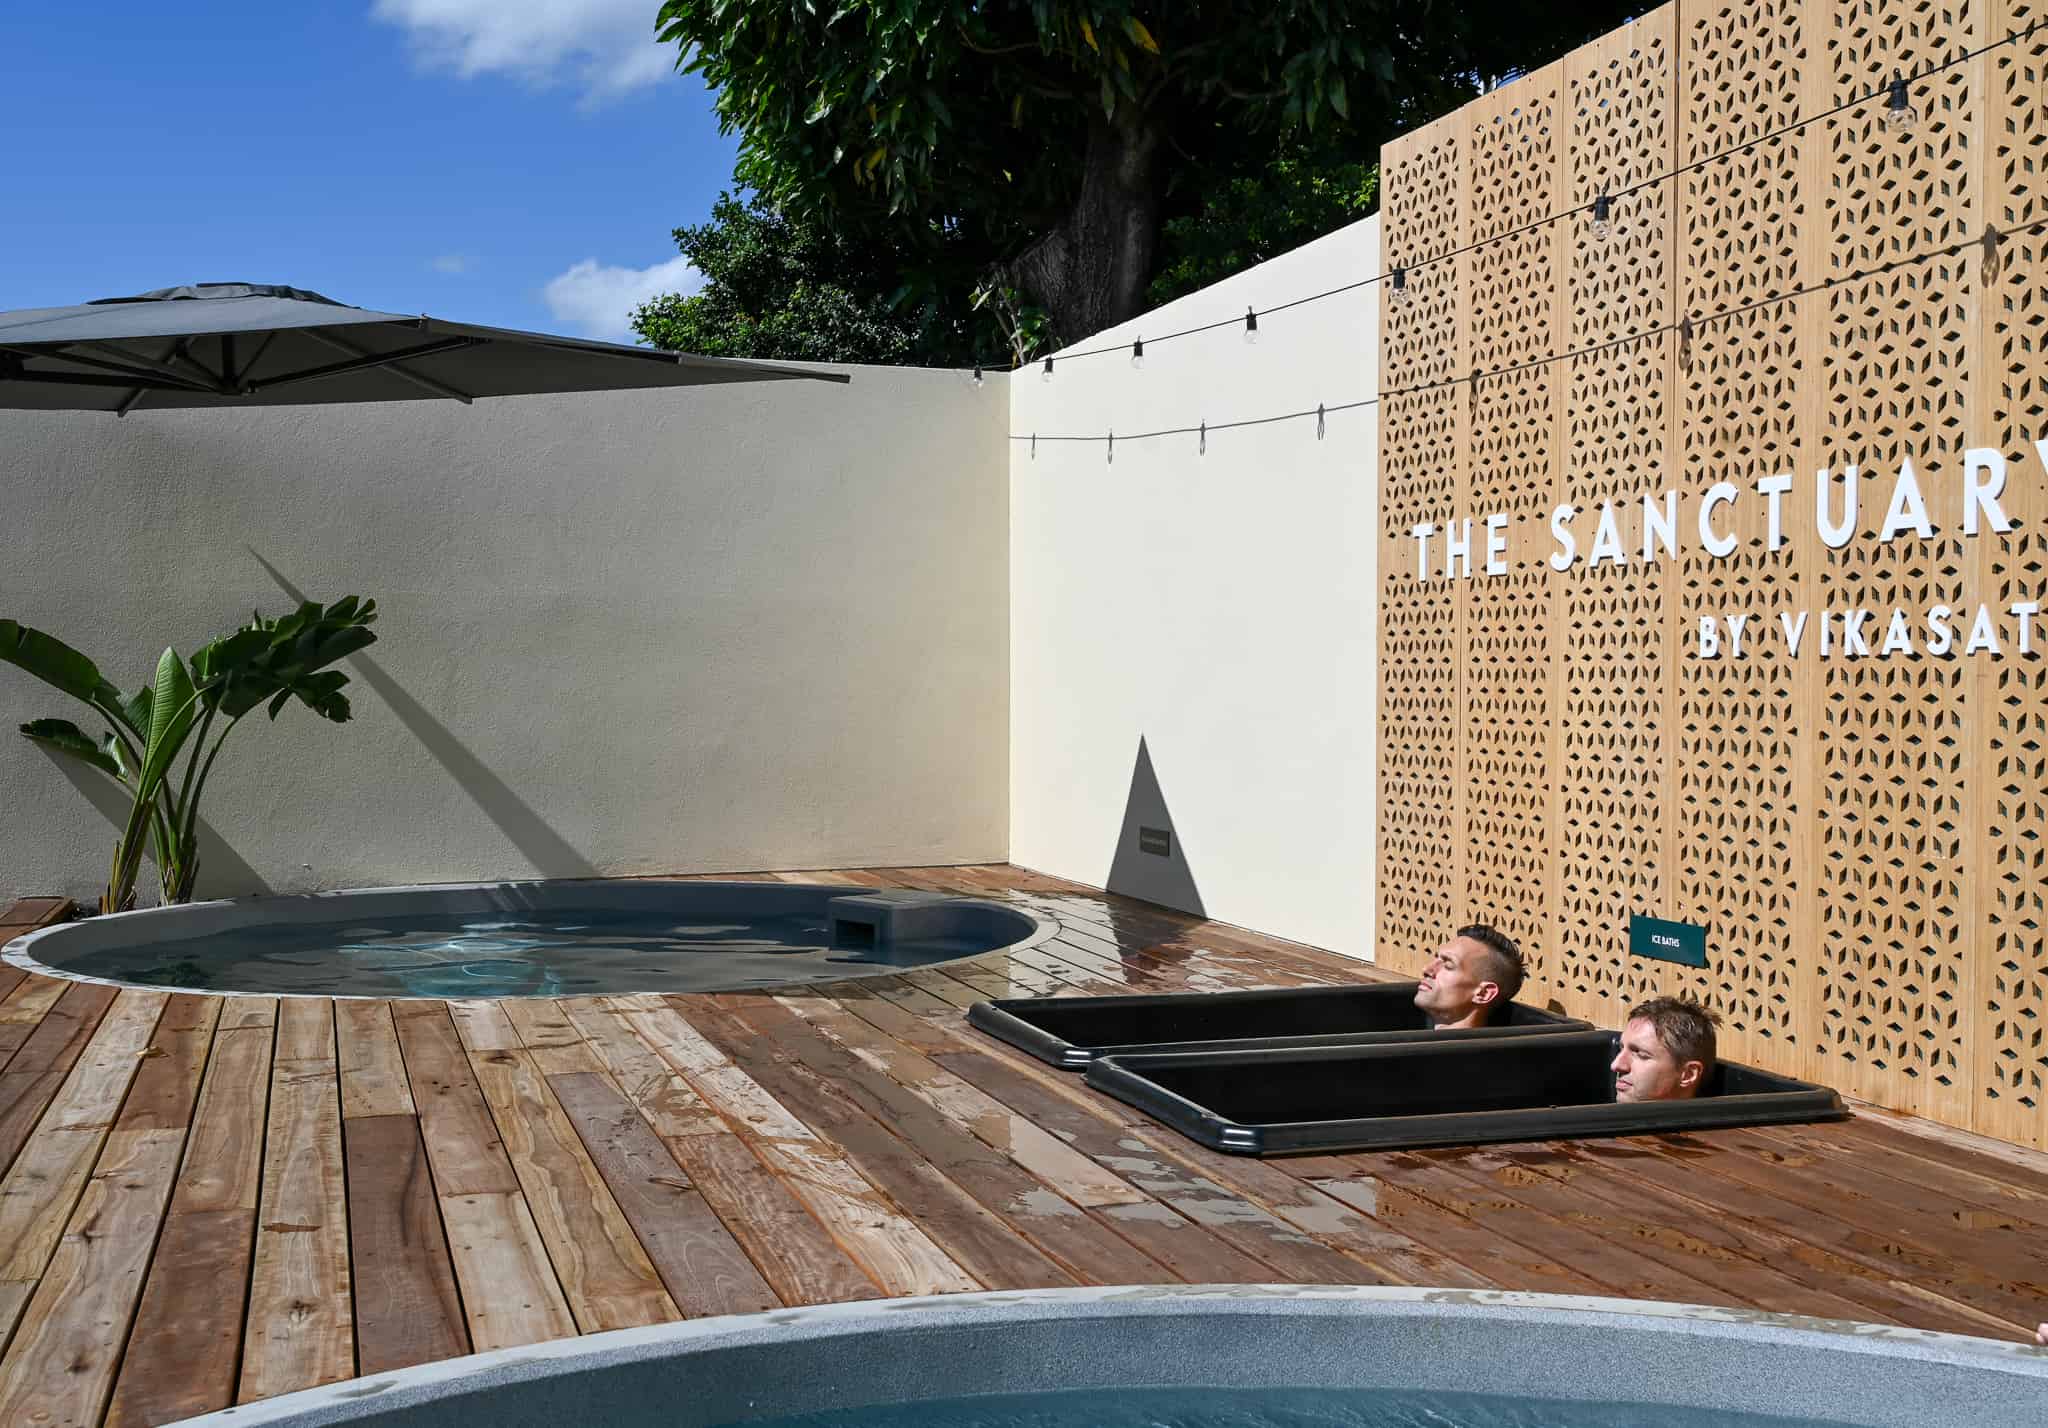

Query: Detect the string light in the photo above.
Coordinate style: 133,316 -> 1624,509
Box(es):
1591,191 -> 1614,241
1131,337 -> 1145,370
1884,72 -> 1920,133
1041,356 -> 1054,382
1243,307 -> 1259,345
972,364 -> 984,388
1006,213 -> 2048,454
1010,23 -> 2047,375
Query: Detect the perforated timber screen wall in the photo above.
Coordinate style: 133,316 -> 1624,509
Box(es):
1376,1 -> 2047,1148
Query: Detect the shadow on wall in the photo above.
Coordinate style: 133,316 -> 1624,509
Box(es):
43,753 -> 274,900
251,550 -> 599,880
1104,736 -> 1205,918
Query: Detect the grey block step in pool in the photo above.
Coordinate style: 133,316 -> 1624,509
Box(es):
167,1286 -> 2048,1428
968,981 -> 1589,1068
1086,1029 -> 1846,1154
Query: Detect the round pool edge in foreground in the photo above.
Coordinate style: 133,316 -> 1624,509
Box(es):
160,1284 -> 2048,1428
0,878 -> 1059,1000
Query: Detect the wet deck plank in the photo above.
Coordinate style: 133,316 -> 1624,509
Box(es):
0,873 -> 2041,1427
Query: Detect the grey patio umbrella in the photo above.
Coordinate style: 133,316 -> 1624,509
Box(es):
0,282 -> 846,414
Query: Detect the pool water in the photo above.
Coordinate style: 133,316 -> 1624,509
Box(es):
54,908 -> 998,998
733,1387 -> 1854,1428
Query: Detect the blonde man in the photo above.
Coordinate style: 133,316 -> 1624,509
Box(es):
1611,996 -> 1719,1103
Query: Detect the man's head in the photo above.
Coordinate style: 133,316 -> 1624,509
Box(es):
1612,996 -> 1720,1102
1413,924 -> 1526,1028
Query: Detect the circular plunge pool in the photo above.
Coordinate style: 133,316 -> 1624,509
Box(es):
0,880 -> 1053,998
165,1286 -> 2048,1428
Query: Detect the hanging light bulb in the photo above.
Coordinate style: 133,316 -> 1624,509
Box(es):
1243,307 -> 1259,344
1389,267 -> 1413,305
1131,337 -> 1145,370
1884,72 -> 1920,133
971,364 -> 984,388
1591,191 -> 1614,241
1041,356 -> 1054,382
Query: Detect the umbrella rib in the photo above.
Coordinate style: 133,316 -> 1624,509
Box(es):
102,336 -> 232,391
1,344 -> 222,394
233,330 -> 283,387
293,331 -> 478,403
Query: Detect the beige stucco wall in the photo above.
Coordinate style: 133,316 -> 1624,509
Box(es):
1008,216 -> 1381,961
0,364 -> 1007,903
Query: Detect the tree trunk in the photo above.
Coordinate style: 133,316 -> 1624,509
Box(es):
1010,110 -> 1166,347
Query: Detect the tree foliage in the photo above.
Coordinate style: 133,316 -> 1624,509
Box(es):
631,193 -> 996,364
653,1 -> 1642,348
1147,137 -> 1378,309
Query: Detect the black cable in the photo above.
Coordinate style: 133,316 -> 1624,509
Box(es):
998,18 -> 2045,371
1010,216 -> 2045,447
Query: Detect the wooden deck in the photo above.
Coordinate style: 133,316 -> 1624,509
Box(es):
0,866 -> 2045,1426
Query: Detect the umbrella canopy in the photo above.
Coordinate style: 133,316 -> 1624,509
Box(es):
0,282 -> 846,414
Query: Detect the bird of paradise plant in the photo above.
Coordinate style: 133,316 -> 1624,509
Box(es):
1,597 -> 378,912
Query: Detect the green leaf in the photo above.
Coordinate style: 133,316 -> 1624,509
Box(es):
0,620 -> 123,710
190,627 -> 269,692
1124,17 -> 1160,54
122,684 -> 154,735
101,730 -> 134,779
20,718 -> 123,778
138,647 -> 198,795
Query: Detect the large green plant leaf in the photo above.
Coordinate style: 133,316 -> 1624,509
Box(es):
122,684 -> 154,735
138,646 -> 198,794
216,598 -> 378,718
0,620 -> 125,710
20,718 -> 123,778
190,627 -> 270,691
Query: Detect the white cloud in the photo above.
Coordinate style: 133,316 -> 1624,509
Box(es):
430,254 -> 473,275
542,255 -> 704,341
372,0 -> 675,100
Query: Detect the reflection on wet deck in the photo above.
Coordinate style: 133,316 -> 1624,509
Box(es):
0,866 -> 2043,1428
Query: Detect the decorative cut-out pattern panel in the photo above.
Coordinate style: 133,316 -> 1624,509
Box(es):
1381,115 -> 1463,393
1973,0 -> 2048,1145
1378,114 -> 1469,979
1671,1 -> 1814,1076
1554,558 -> 1668,1027
1814,0 -> 1979,1120
1374,0 -> 2046,1146
1459,569 -> 1555,977
1671,545 -> 1802,1066
1813,536 -> 1973,1115
1821,1 -> 1978,278
1566,13 -> 1675,508
1465,70 -> 1563,550
1378,387 -> 1462,548
1377,574 -> 1460,975
1681,1 -> 1809,312
1458,73 -> 1562,986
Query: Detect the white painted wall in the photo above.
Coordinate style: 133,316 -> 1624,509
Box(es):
1008,216 -> 1380,961
0,365 -> 1007,903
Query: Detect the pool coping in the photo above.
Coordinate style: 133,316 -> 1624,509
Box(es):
0,878 -> 1061,1000
165,1284 -> 2048,1427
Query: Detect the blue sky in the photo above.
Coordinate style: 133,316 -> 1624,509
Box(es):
0,3 -> 737,341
